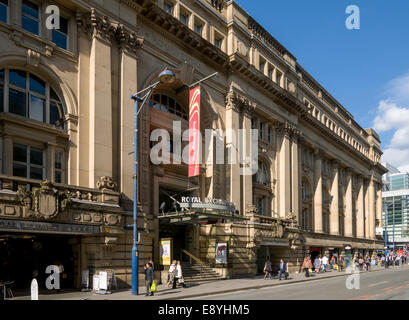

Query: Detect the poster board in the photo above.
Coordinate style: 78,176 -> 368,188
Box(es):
92,274 -> 100,292
160,239 -> 172,266
215,243 -> 227,265
99,272 -> 108,290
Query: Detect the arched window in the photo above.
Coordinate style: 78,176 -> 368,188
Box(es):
253,160 -> 269,186
149,93 -> 188,121
0,69 -> 66,128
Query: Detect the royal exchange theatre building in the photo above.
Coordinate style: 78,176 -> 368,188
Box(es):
0,0 -> 386,291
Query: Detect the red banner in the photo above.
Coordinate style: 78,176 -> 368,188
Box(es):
189,86 -> 201,177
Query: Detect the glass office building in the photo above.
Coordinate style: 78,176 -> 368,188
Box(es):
382,163 -> 409,252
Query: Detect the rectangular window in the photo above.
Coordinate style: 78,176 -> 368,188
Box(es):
268,127 -> 273,144
214,37 -> 222,50
259,122 -> 264,140
55,151 -> 63,183
259,59 -> 266,74
276,71 -> 282,86
194,23 -> 203,36
9,88 -> 27,116
13,143 -> 44,180
163,1 -> 174,15
22,0 -> 40,35
268,67 -> 273,79
0,0 -> 8,23
52,16 -> 68,50
180,12 -> 189,26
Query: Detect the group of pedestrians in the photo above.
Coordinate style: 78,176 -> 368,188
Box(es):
380,253 -> 407,268
263,258 -> 289,280
302,254 -> 345,277
144,257 -> 187,297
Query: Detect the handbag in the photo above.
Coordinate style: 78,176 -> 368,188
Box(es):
178,277 -> 185,284
308,268 -> 313,273
150,281 -> 157,292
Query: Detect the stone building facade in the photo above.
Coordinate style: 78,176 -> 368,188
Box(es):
0,0 -> 386,289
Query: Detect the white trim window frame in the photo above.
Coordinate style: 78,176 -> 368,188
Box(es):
21,0 -> 41,36
13,142 -> 45,180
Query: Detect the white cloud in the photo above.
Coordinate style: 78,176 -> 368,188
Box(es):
372,71 -> 409,172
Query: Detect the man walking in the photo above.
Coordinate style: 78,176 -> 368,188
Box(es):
278,259 -> 288,280
322,255 -> 329,272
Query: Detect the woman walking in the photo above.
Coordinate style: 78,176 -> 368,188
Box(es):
144,263 -> 154,296
263,259 -> 273,280
175,261 -> 186,288
302,257 -> 312,278
167,260 -> 176,288
314,256 -> 321,273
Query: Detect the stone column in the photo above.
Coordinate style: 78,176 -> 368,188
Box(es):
242,106 -> 254,211
364,179 -> 370,239
87,12 -> 114,188
225,90 -> 241,212
369,178 -> 376,239
291,134 -> 300,221
313,149 -> 323,233
376,184 -> 383,231
278,126 -> 291,218
330,161 -> 340,235
118,38 -> 140,200
357,176 -> 365,238
344,169 -> 353,237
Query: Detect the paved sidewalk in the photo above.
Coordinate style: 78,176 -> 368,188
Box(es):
11,264 -> 408,300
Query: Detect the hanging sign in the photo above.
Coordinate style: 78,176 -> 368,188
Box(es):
160,239 -> 172,266
189,86 -> 201,177
215,243 -> 228,265
31,279 -> 39,300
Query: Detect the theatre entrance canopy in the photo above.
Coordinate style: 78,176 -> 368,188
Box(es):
158,197 -> 247,225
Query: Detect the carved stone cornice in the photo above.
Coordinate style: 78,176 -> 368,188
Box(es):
76,8 -> 143,54
225,87 -> 256,117
277,122 -> 301,139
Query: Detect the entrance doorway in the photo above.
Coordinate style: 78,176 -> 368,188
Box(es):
0,233 -> 79,294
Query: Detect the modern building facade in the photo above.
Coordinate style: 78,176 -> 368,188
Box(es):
382,163 -> 409,252
0,0 -> 387,291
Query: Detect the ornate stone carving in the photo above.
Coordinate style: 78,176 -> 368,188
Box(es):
277,122 -> 301,139
245,205 -> 258,216
96,176 -> 117,191
27,49 -> 41,67
225,87 -> 255,117
76,8 -> 143,54
17,180 -> 72,220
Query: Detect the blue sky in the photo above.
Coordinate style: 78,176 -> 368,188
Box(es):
235,0 -> 409,171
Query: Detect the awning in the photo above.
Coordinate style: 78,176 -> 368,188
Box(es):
159,210 -> 247,225
0,219 -> 100,235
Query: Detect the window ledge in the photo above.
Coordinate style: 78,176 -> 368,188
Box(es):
0,112 -> 69,138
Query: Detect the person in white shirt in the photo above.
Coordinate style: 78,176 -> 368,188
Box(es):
167,260 -> 176,288
322,255 -> 329,272
175,261 -> 186,288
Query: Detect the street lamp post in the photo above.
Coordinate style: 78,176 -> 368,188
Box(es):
129,69 -> 218,295
130,68 -> 176,295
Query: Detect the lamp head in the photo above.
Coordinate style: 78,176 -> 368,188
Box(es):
158,68 -> 176,84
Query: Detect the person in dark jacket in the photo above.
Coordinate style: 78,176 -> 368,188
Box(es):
278,259 -> 288,280
144,263 -> 154,296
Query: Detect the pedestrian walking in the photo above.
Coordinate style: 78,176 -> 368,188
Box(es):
263,258 -> 273,280
396,254 -> 401,266
330,255 -> 336,270
358,255 -> 364,271
167,260 -> 176,288
314,256 -> 321,273
339,255 -> 344,272
144,262 -> 154,296
175,261 -> 186,288
322,255 -> 329,272
365,255 -> 371,271
278,259 -> 288,280
302,257 -> 312,277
